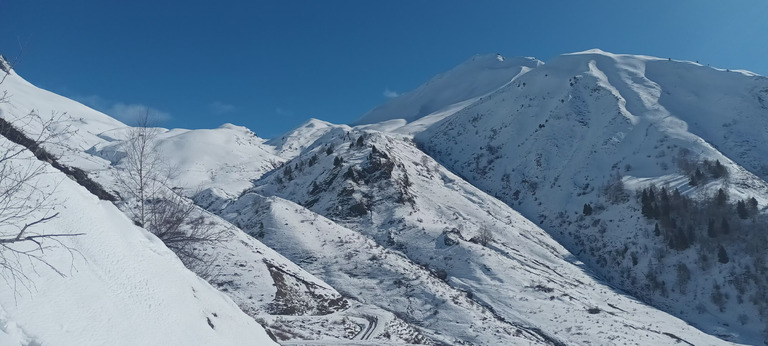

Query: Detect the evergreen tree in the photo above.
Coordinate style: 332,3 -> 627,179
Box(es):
737,200 -> 749,219
707,218 -> 717,238
713,160 -> 727,178
308,154 -> 319,167
715,188 -> 728,207
654,223 -> 661,237
695,167 -> 705,182
283,164 -> 293,179
747,197 -> 758,215
673,227 -> 690,250
583,203 -> 593,216
686,224 -> 696,243
659,187 -> 670,218
671,188 -> 683,212
720,217 -> 730,235
717,245 -> 729,264
641,189 -> 653,218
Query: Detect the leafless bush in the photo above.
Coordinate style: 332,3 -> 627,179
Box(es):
113,111 -> 229,271
477,226 -> 494,246
0,67 -> 82,292
147,192 -> 227,265
602,171 -> 629,204
113,112 -> 165,226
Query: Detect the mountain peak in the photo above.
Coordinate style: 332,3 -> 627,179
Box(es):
352,53 -> 542,126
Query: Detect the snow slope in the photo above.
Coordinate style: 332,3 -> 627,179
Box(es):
0,137 -> 275,345
88,123 -> 285,198
413,49 -> 768,343
353,54 -> 542,128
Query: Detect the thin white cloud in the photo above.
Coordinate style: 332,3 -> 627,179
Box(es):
209,101 -> 236,115
108,103 -> 171,125
383,88 -> 399,98
276,107 -> 294,116
73,94 -> 108,109
74,94 -> 171,125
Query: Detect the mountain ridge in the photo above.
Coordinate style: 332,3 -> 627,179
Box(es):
2,49 -> 765,344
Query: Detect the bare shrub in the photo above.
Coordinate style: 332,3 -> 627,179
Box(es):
0,63 -> 82,292
113,111 -> 228,271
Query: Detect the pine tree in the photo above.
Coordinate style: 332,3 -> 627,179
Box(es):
659,187 -> 670,218
283,164 -> 293,179
695,167 -> 705,182
737,200 -> 749,219
673,227 -> 690,250
686,224 -> 696,243
717,245 -> 729,264
720,217 -> 730,235
708,218 -> 717,238
583,203 -> 593,216
715,188 -> 728,207
641,189 -> 653,218
748,197 -> 758,215
654,223 -> 661,237
713,160 -> 727,178
671,188 -> 683,212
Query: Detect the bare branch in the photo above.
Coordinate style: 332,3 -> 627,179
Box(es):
112,110 -> 229,274
0,80 -> 82,293
12,212 -> 59,241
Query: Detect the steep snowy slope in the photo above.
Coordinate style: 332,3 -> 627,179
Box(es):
353,54 -> 542,129
414,49 -> 768,343
211,127 -> 731,345
0,137 -> 275,345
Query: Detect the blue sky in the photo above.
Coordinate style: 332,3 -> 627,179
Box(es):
1,1 -> 767,138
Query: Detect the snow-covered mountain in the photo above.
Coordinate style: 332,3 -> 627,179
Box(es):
406,49 -> 768,343
2,49 -> 767,345
206,127 -> 730,345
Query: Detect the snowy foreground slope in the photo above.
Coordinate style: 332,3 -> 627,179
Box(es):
0,138 -> 275,345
